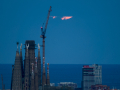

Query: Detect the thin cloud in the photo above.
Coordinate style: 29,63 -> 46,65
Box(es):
50,16 -> 57,19
61,16 -> 73,20
53,16 -> 57,19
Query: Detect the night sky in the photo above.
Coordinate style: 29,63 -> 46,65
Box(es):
0,0 -> 120,64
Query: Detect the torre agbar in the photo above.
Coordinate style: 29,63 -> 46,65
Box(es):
11,40 -> 50,90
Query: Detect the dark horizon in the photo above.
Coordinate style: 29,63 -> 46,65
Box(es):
0,64 -> 120,89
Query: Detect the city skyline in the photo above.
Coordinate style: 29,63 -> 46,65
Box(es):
0,0 -> 120,64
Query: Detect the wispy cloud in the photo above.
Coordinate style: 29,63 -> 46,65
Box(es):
50,16 -> 73,20
53,16 -> 57,19
61,16 -> 73,20
50,16 -> 57,19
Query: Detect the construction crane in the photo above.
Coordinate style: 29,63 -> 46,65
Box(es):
40,6 -> 52,38
40,6 -> 52,86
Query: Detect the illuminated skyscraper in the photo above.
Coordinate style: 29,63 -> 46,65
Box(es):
82,64 -> 102,90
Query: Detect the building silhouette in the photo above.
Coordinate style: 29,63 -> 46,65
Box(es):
11,44 -> 22,90
11,40 -> 74,90
90,64 -> 102,84
81,65 -> 95,90
11,40 -> 42,90
81,64 -> 102,90
90,84 -> 110,90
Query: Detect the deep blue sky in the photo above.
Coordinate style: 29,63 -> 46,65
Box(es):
0,0 -> 120,64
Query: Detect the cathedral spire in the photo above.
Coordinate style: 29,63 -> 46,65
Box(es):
35,57 -> 38,90
20,43 -> 23,70
46,63 -> 50,86
12,42 -> 22,90
17,42 -> 19,51
20,43 -> 23,89
37,43 -> 41,86
24,43 -> 30,90
16,42 -> 19,56
31,63 -> 35,90
35,57 -> 38,73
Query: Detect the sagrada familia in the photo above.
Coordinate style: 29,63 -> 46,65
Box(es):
11,40 -> 50,90
11,40 -> 74,90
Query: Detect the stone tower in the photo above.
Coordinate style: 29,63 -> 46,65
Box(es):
20,44 -> 23,78
20,43 -> 24,90
37,44 -> 41,86
11,40 -> 44,90
24,40 -> 36,90
30,63 -> 35,90
25,40 -> 36,77
24,43 -> 30,90
35,57 -> 38,90
11,65 -> 14,90
46,63 -> 50,86
12,43 -> 22,90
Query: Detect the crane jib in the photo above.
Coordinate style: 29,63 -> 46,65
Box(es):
41,6 -> 52,37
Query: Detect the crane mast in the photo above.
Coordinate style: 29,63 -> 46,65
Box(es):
41,6 -> 52,86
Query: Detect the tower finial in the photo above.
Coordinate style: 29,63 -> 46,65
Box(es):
16,42 -> 19,51
38,43 -> 40,50
26,44 -> 29,50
